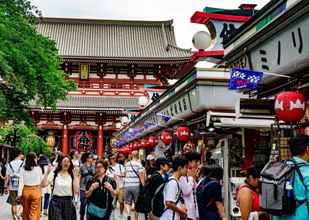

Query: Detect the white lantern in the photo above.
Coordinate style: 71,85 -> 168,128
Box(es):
121,116 -> 129,125
192,31 -> 212,50
138,96 -> 149,108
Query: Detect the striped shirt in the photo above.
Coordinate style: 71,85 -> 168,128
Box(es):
124,160 -> 143,187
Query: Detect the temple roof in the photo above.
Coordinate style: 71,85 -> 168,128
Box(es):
30,95 -> 139,111
37,17 -> 192,62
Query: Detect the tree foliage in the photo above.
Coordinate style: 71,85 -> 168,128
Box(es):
0,0 -> 75,123
0,122 -> 51,156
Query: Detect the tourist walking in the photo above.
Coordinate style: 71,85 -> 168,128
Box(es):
5,149 -> 24,220
43,155 -> 80,220
148,157 -> 170,220
179,152 -> 200,220
17,152 -> 44,220
86,159 -> 117,220
272,135 -> 309,220
0,158 -> 7,196
124,151 -> 145,220
237,166 -> 265,220
196,165 -> 226,220
107,154 -> 126,219
160,156 -> 188,220
70,150 -> 81,168
80,153 -> 95,220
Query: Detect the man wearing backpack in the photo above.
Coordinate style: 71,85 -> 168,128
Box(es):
160,156 -> 188,220
148,157 -> 170,220
272,135 -> 309,220
4,149 -> 24,220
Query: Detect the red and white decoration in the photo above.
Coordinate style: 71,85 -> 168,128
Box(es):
275,91 -> 306,122
175,126 -> 190,142
160,131 -> 173,145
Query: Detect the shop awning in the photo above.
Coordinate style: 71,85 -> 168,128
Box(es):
214,117 -> 274,128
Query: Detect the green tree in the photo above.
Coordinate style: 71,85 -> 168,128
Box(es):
0,0 -> 75,123
0,122 -> 51,156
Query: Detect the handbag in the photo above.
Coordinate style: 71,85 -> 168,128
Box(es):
87,202 -> 107,218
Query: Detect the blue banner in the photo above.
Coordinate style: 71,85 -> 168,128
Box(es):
229,68 -> 263,90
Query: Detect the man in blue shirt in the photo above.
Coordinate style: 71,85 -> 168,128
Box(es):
273,135 -> 309,220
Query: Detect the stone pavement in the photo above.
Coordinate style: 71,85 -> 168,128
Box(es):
0,195 -> 146,220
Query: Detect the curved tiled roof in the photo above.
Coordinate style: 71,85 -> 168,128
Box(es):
37,17 -> 192,61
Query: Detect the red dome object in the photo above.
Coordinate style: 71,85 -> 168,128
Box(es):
160,131 -> 173,145
147,136 -> 157,148
275,91 -> 306,122
140,138 -> 147,148
176,126 -> 190,142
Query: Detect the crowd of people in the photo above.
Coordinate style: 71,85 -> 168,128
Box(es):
0,135 -> 308,220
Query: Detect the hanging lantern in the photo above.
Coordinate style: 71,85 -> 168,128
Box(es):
133,142 -> 140,150
140,138 -> 147,148
176,126 -> 190,142
160,131 -> 173,145
147,136 -> 157,148
275,91 -> 306,122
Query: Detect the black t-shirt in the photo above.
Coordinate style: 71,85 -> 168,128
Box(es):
86,175 -> 116,211
197,177 -> 223,218
148,171 -> 164,197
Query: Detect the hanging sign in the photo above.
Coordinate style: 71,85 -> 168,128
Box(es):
80,64 -> 89,79
229,68 -> 263,90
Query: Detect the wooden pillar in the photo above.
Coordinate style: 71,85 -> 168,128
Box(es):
97,125 -> 103,159
62,124 -> 69,155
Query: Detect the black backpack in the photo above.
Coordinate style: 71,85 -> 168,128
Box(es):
151,177 -> 182,218
260,159 -> 309,216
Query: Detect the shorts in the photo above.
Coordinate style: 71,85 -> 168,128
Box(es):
6,190 -> 18,205
124,186 -> 140,205
117,188 -> 125,203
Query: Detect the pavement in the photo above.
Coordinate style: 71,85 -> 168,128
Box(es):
0,195 -> 146,220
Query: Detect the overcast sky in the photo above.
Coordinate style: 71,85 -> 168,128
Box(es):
30,0 -> 270,49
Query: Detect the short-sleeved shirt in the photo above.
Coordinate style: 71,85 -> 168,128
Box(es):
160,177 -> 182,220
107,163 -> 125,188
196,177 -> 222,220
86,176 -> 116,212
273,157 -> 309,220
124,160 -> 143,187
6,159 -> 23,191
80,164 -> 95,191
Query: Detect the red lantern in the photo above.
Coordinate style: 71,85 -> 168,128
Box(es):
176,126 -> 190,142
160,131 -> 172,145
133,142 -> 139,150
140,138 -> 147,148
275,91 -> 306,122
147,136 -> 157,148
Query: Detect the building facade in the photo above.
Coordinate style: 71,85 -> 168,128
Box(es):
31,18 -> 192,157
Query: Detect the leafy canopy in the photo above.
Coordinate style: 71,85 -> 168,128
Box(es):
0,0 -> 75,123
0,122 -> 51,156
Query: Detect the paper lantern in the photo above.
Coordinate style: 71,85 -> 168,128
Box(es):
176,126 -> 190,142
275,91 -> 306,122
147,136 -> 157,148
140,138 -> 147,148
160,131 -> 173,145
133,142 -> 140,150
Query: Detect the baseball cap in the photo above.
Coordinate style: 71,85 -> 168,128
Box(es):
146,154 -> 155,161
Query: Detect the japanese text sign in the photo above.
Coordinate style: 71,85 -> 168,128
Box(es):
229,68 -> 263,90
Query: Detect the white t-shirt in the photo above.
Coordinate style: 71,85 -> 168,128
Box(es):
179,176 -> 199,220
6,159 -> 24,191
107,163 -> 125,188
49,172 -> 73,197
18,166 -> 43,196
124,160 -> 143,188
160,178 -> 182,220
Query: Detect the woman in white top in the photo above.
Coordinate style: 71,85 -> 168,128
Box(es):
18,152 -> 45,220
41,155 -> 80,220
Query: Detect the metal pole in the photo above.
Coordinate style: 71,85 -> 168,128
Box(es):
223,136 -> 230,219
